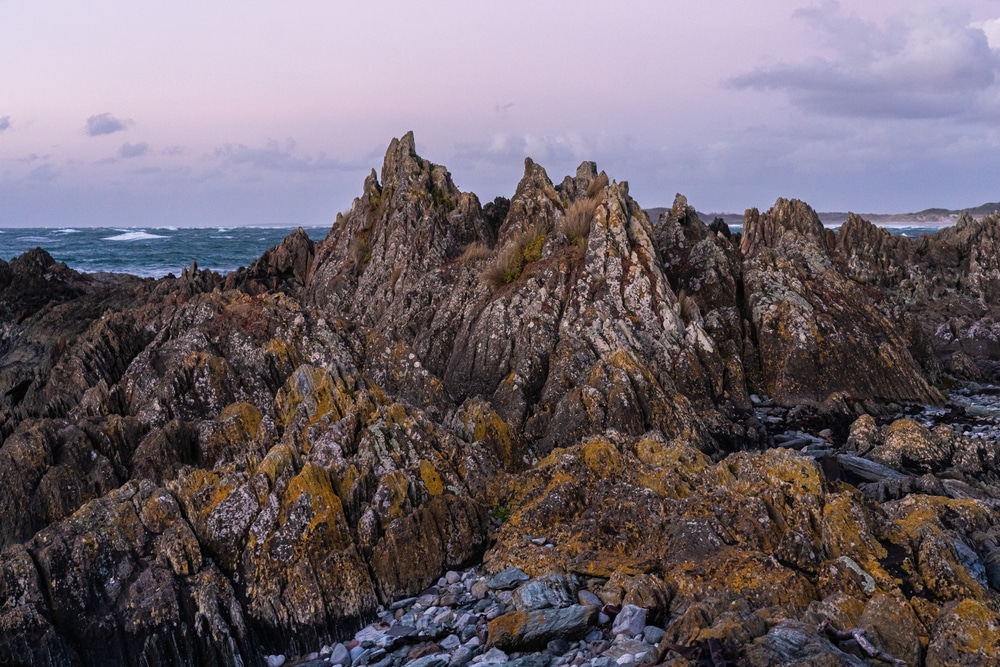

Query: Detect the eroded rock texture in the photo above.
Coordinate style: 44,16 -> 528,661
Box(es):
2,133 -> 999,667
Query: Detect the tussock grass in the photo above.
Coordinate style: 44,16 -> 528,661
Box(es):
561,198 -> 597,246
483,244 -> 523,287
586,172 -> 609,199
677,289 -> 697,324
348,233 -> 371,271
460,241 -> 494,264
482,223 -> 548,288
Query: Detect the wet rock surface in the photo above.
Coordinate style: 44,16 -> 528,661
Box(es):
2,134 -> 1000,666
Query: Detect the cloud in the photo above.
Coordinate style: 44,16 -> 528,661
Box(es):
459,132 -> 591,164
25,164 -> 59,182
86,113 -> 131,136
727,3 -> 1000,120
215,139 -> 360,173
119,142 -> 149,158
0,116 -> 9,132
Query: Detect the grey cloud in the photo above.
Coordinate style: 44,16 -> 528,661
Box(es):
86,113 -> 131,136
215,139 -> 361,173
0,116 -> 9,132
25,164 -> 59,182
727,3 -> 1000,120
119,142 -> 149,158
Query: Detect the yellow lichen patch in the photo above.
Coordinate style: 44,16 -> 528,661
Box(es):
634,438 -> 710,498
670,549 -> 818,613
274,365 -> 344,429
332,464 -> 360,508
466,402 -> 517,467
537,447 -> 572,470
283,462 -> 350,546
169,468 -> 243,545
376,470 -> 412,528
890,495 -> 994,540
635,438 -> 710,474
580,438 -> 622,478
201,401 -> 264,465
419,460 -> 444,496
727,448 -> 824,498
927,599 -> 1000,664
384,402 -> 410,426
218,402 -> 263,435
820,493 -> 887,562
267,336 -> 297,369
255,444 -> 297,486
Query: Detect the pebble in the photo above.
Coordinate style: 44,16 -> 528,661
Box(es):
488,567 -> 530,590
450,646 -> 474,667
479,647 -> 509,664
329,644 -> 352,667
273,565 -> 665,667
611,606 -> 646,636
642,626 -> 665,646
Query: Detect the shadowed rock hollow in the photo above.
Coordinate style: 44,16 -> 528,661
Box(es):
2,133 -> 1000,667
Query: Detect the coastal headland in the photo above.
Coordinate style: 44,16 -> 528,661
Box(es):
2,133 -> 1000,666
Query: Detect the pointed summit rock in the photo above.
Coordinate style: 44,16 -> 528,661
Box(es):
307,132 -> 489,326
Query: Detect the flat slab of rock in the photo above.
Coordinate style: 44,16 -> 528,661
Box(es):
486,605 -> 600,651
835,453 -> 907,481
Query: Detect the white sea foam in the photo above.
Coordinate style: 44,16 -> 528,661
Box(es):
54,228 -> 81,234
16,236 -> 52,243
103,231 -> 169,242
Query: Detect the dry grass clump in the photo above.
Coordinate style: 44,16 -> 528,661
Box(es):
482,244 -> 523,287
348,232 -> 371,272
519,224 -> 546,263
586,172 -> 609,199
561,198 -> 598,246
482,224 -> 548,288
460,241 -> 494,264
676,289 -> 697,324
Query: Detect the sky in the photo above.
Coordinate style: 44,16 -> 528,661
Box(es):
3,0 -> 1000,227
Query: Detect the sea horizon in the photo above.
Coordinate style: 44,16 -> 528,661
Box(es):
0,218 -> 960,279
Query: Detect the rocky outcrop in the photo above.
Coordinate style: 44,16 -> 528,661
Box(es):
741,198 -> 941,406
225,227 -> 315,296
3,133 -> 1000,667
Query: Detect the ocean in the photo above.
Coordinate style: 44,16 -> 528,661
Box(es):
0,225 -> 331,278
0,222 -> 950,279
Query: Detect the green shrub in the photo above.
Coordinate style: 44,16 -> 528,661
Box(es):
483,244 -> 522,287
492,503 -> 512,523
480,225 -> 547,288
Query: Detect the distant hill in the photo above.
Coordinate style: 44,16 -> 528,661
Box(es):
643,201 -> 1000,227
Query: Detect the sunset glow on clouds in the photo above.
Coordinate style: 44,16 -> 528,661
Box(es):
3,1 -> 1000,226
